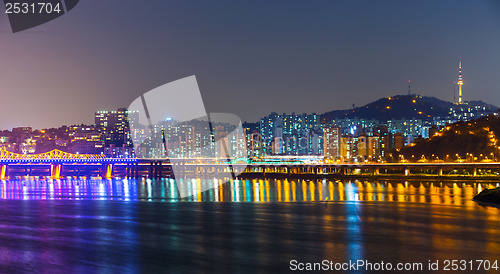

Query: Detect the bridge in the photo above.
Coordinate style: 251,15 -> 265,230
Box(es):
0,149 -> 240,179
0,149 -> 136,179
2,149 -> 500,180
240,162 -> 500,179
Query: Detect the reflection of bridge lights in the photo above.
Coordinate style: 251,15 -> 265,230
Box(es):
98,183 -> 105,200
254,181 -> 260,201
75,183 -> 80,199
346,182 -> 357,201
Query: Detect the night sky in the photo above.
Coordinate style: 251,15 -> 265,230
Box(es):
1,0 -> 500,129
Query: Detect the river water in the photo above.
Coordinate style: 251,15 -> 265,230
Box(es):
0,178 -> 499,273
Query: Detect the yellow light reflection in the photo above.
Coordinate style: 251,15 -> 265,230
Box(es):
309,181 -> 316,201
284,180 -> 290,202
277,180 -> 282,202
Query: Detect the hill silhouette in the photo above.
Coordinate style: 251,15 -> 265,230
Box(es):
397,115 -> 500,161
320,94 -> 497,122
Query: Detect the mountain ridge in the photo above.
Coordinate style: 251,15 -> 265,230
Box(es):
319,94 -> 498,123
243,95 -> 499,127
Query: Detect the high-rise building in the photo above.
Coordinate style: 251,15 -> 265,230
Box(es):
215,125 -> 229,158
323,125 -> 340,159
357,133 -> 368,159
387,119 -> 423,137
227,127 -> 247,159
373,125 -> 392,158
340,135 -> 356,161
95,108 -> 138,146
245,130 -> 263,159
260,112 -> 322,155
394,132 -> 404,150
367,135 -> 380,159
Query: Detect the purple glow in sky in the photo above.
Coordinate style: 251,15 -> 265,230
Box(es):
1,0 -> 500,129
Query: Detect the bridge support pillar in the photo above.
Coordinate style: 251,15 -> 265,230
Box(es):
438,168 -> 443,176
0,164 -> 7,180
25,166 -> 32,176
405,168 -> 410,176
102,164 -> 114,179
345,168 -> 350,175
374,168 -> 380,175
132,163 -> 136,178
149,162 -> 154,179
50,164 -> 61,179
125,164 -> 131,178
473,167 -> 477,176
158,161 -> 163,179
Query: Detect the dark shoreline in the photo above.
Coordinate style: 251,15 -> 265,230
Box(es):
473,187 -> 500,206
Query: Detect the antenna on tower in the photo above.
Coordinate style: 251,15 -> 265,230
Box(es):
408,80 -> 411,95
457,58 -> 464,104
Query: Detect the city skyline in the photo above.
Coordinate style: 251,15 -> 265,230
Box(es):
0,91 -> 493,132
2,2 -> 500,272
1,99 -> 497,161
1,1 -> 500,129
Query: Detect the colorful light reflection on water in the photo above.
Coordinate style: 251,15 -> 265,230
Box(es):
0,178 -> 499,273
1,178 -> 499,206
